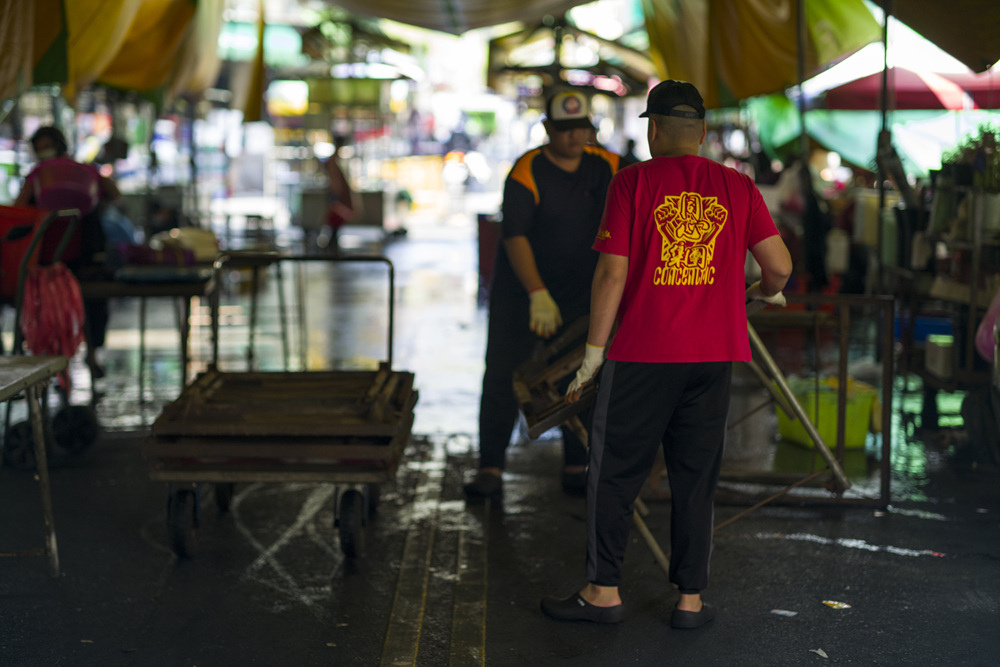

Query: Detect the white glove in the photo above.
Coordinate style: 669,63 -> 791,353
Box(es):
745,280 -> 787,315
529,288 -> 562,338
567,343 -> 605,397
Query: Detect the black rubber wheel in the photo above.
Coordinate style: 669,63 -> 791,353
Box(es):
3,420 -> 38,469
214,483 -> 235,513
52,405 -> 100,457
168,489 -> 199,558
367,484 -> 381,515
338,489 -> 366,558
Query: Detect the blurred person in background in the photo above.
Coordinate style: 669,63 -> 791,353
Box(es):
15,126 -> 120,379
317,135 -> 357,252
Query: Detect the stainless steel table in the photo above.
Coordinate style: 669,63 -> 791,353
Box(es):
0,355 -> 67,577
79,274 -> 216,398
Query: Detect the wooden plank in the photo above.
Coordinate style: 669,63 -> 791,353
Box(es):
149,465 -> 393,484
369,372 -> 401,422
142,437 -> 396,461
152,369 -> 416,437
152,419 -> 404,438
360,366 -> 392,403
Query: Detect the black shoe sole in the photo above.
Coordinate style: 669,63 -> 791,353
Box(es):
670,604 -> 715,629
541,594 -> 623,624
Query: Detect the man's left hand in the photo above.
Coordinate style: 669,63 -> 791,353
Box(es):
567,343 -> 605,402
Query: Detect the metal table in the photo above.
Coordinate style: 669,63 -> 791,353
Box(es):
79,273 -> 216,398
0,355 -> 67,577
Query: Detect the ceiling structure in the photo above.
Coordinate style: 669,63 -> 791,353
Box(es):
891,0 -> 1000,73
320,0 -> 594,36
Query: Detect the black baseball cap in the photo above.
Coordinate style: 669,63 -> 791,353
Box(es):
639,80 -> 706,119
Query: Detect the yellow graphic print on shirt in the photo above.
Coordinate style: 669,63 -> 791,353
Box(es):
652,192 -> 727,286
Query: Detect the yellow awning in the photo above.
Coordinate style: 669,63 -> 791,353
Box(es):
640,0 -> 882,109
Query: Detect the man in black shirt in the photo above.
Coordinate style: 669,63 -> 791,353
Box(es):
464,90 -> 620,501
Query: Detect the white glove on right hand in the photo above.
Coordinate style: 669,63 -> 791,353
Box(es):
567,343 -> 606,397
529,288 -> 562,338
745,280 -> 787,315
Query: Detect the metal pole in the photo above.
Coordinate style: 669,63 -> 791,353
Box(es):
877,0 -> 892,290
28,383 -> 60,577
796,0 -> 808,160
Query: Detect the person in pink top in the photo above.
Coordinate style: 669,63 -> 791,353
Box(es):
541,80 -> 792,629
15,126 -> 120,378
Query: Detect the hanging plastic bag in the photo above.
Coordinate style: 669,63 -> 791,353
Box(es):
19,263 -> 86,389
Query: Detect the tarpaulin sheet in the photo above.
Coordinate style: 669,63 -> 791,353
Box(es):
165,0 -> 225,102
98,0 -> 197,93
1,0 -> 210,104
891,0 -> 1000,74
639,0 -> 881,109
0,0 -> 34,102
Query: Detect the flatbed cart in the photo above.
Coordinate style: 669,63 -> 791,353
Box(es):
141,253 -> 418,558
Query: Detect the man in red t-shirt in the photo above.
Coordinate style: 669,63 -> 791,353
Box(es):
541,81 -> 792,628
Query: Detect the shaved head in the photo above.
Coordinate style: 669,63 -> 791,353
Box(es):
646,106 -> 706,157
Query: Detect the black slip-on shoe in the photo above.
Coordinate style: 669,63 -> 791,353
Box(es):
540,594 -> 624,624
670,603 -> 715,629
463,471 -> 502,501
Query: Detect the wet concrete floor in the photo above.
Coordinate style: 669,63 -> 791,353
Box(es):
1,207 -> 999,666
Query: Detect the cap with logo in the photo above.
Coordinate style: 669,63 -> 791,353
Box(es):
545,90 -> 593,131
639,80 -> 706,119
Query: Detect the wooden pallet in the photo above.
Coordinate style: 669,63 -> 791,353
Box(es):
512,317 -> 596,439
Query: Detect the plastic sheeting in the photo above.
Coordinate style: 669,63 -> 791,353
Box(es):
639,0 -> 881,109
98,0 -> 197,94
746,93 -> 997,177
0,0 -> 34,103
41,0 -> 145,100
891,0 -> 1000,74
1,0 -> 214,104
165,0 -> 225,102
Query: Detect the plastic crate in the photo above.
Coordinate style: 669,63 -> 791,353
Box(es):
775,377 -> 878,449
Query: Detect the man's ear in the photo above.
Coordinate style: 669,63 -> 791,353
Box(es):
699,121 -> 707,145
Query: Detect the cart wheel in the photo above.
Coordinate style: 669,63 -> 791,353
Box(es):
52,405 -> 100,457
168,489 -> 199,558
215,483 -> 235,513
367,484 -> 381,515
3,420 -> 45,469
338,489 -> 366,558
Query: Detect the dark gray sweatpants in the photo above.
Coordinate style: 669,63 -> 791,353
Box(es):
586,359 -> 732,594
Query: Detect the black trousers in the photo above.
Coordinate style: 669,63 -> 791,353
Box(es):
478,282 -> 588,470
586,360 -> 732,594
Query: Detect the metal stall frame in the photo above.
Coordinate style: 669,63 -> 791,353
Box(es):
729,292 -> 895,508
